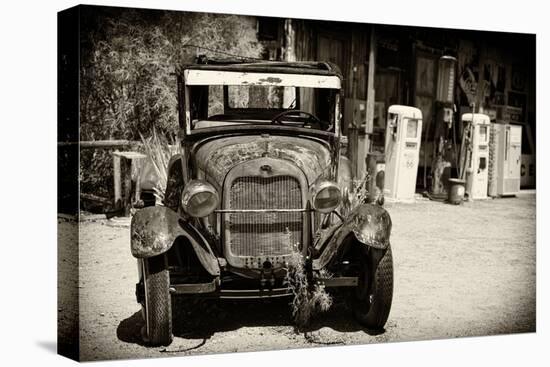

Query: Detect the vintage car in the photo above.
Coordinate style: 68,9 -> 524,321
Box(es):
131,59 -> 393,345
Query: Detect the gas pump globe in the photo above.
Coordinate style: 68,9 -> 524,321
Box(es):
462,113 -> 491,200
384,105 -> 423,201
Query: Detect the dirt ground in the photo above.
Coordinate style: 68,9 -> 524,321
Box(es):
58,192 -> 536,361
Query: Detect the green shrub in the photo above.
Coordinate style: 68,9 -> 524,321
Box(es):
78,8 -> 263,200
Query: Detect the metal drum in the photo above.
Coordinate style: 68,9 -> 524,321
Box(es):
448,178 -> 466,205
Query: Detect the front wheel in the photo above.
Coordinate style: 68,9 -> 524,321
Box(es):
142,255 -> 173,346
352,246 -> 393,330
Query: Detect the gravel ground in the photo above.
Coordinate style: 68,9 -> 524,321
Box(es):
58,193 -> 536,361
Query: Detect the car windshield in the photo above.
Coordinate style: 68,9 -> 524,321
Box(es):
184,70 -> 341,132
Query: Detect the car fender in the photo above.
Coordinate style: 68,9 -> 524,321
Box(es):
130,206 -> 220,276
313,203 -> 391,269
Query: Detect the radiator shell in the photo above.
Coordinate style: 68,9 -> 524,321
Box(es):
222,157 -> 309,269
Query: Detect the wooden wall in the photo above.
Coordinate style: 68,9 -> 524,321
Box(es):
293,20 -> 370,117
283,19 -> 535,184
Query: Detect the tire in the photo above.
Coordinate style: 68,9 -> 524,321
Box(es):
142,255 -> 173,346
352,246 -> 393,330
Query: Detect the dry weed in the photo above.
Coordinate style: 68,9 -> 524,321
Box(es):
284,239 -> 333,329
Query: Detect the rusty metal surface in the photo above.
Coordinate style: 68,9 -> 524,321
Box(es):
318,276 -> 358,287
130,206 -> 181,258
130,206 -> 220,276
169,279 -> 217,294
218,287 -> 293,299
313,203 -> 392,270
194,135 -> 332,185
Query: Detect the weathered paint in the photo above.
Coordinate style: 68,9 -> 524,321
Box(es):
130,206 -> 220,276
184,70 -> 341,89
313,203 -> 392,270
194,135 -> 332,185
258,77 -> 283,84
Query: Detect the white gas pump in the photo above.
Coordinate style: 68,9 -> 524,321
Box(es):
493,123 -> 522,196
384,105 -> 423,201
461,113 -> 491,200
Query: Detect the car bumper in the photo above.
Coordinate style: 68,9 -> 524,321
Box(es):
136,276 -> 358,302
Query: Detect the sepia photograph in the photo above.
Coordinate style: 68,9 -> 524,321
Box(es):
57,4 -> 536,362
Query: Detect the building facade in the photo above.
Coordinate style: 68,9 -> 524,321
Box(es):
256,17 -> 536,189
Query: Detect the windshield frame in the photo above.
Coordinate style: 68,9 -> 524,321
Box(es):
179,69 -> 342,139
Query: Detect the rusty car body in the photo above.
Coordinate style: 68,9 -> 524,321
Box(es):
131,59 -> 393,345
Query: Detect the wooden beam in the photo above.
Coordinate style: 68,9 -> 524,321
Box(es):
357,25 -> 377,180
58,140 -> 139,149
365,26 -> 377,136
80,193 -> 111,205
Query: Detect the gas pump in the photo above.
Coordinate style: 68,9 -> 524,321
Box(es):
384,105 -> 423,201
493,123 -> 522,196
461,113 -> 491,200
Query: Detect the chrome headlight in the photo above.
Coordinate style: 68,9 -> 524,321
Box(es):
309,180 -> 342,213
181,180 -> 219,218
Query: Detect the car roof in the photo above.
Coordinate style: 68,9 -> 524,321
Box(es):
177,58 -> 343,78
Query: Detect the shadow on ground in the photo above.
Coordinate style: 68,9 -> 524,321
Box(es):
36,340 -> 57,354
116,296 -> 384,349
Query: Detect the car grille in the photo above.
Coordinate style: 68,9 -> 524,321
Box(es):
227,176 -> 303,257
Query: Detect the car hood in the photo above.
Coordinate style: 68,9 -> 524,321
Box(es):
194,135 -> 332,185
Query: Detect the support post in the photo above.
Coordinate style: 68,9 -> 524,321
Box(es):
283,18 -> 297,108
113,152 -> 121,209
350,66 -> 359,179
365,26 -> 377,137
133,159 -> 143,207
122,157 -> 132,216
359,25 -> 377,179
112,151 -> 146,216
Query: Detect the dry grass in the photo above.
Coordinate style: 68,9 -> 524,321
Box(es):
284,236 -> 333,329
341,177 -> 370,216
139,129 -> 176,204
